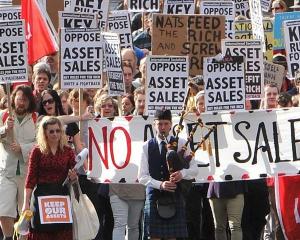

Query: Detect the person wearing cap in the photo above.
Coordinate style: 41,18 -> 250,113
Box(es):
138,109 -> 198,239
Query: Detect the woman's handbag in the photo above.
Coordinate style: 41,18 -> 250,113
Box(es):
70,181 -> 99,240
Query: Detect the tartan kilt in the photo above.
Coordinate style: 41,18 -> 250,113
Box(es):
143,191 -> 188,238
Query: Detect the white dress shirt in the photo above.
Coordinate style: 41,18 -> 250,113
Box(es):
138,135 -> 198,190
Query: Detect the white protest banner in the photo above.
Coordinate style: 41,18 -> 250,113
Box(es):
200,1 -> 235,39
234,0 -> 250,19
102,32 -> 124,96
0,20 -> 28,83
88,109 -> 300,182
263,60 -> 285,90
0,6 -> 20,21
203,56 -> 245,112
249,0 -> 265,52
222,39 -> 264,99
146,56 -> 188,115
163,0 -> 195,14
60,28 -> 102,89
284,19 -> 300,78
70,0 -> 109,30
38,196 -> 72,224
261,0 -> 272,12
108,11 -> 132,49
58,11 -> 97,28
128,0 -> 160,12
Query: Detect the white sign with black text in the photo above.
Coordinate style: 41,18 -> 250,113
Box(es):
163,0 -> 195,14
200,1 -> 235,39
146,56 -> 188,115
69,0 -> 109,30
60,28 -> 102,89
203,56 -> 245,112
128,0 -> 160,12
58,11 -> 97,28
0,20 -> 28,83
222,39 -> 264,99
0,6 -> 20,21
102,32 -> 124,96
108,11 -> 132,49
284,19 -> 300,78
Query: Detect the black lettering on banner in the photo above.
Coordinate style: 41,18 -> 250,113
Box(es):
252,122 -> 273,165
289,118 -> 300,161
144,124 -> 154,141
234,121 -> 252,163
129,0 -> 159,11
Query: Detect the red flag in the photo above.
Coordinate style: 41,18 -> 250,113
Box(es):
21,0 -> 58,64
275,175 -> 300,240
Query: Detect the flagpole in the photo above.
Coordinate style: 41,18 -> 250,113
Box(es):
36,0 -> 59,46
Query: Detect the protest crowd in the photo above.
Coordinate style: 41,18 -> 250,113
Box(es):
0,0 -> 300,239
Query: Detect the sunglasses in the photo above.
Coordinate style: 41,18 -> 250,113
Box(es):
49,129 -> 61,134
42,98 -> 55,106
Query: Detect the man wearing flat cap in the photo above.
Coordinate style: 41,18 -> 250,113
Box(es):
138,109 -> 198,239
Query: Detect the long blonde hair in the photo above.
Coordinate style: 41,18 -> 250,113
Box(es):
37,116 -> 68,154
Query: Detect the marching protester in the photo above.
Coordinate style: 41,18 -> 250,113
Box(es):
138,109 -> 198,239
22,116 -> 77,240
32,63 -> 52,112
0,86 -> 37,240
121,94 -> 135,116
133,87 -> 146,116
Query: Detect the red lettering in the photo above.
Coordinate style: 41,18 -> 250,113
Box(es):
88,126 -> 109,171
109,127 -> 131,169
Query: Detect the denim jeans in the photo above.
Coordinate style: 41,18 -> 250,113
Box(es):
209,194 -> 244,240
110,195 -> 144,240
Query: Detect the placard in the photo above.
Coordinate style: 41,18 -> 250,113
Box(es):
69,0 -> 109,30
102,32 -> 124,96
261,0 -> 272,12
152,14 -> 225,76
64,0 -> 70,10
263,60 -> 285,90
234,0 -> 250,19
0,6 -> 20,21
163,0 -> 195,14
222,39 -> 264,99
200,0 -> 235,39
234,19 -> 274,61
203,56 -> 245,111
88,109 -> 300,182
38,196 -> 72,224
284,19 -> 300,78
58,11 -> 97,28
0,20 -> 28,83
249,0 -> 265,52
128,0 -> 160,12
273,12 -> 300,52
108,11 -> 132,49
60,28 -> 102,89
146,55 -> 188,115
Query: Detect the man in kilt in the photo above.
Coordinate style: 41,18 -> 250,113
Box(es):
138,109 -> 198,239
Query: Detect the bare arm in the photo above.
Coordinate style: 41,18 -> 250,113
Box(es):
22,188 -> 33,213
